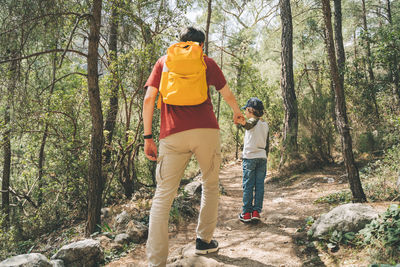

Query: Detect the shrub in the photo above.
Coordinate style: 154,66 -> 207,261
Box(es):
358,204 -> 400,263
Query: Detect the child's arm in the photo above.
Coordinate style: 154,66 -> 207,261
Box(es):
242,118 -> 258,130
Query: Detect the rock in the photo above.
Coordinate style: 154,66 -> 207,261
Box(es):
396,174 -> 400,189
101,208 -> 111,218
95,235 -> 112,247
183,180 -> 202,197
115,210 -> 131,226
0,253 -> 52,267
126,221 -> 148,243
50,259 -> 64,267
51,239 -> 103,267
109,243 -> 123,251
114,233 -> 131,245
310,203 -> 379,238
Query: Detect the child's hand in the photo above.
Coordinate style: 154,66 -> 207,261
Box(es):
237,116 -> 246,125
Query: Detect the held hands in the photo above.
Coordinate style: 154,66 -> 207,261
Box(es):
144,139 -> 157,161
233,111 -> 245,125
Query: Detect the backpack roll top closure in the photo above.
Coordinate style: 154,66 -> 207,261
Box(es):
159,41 -> 208,107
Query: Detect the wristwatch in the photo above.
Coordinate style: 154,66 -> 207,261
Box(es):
143,134 -> 153,139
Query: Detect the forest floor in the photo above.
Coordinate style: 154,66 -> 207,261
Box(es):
106,160 -> 392,267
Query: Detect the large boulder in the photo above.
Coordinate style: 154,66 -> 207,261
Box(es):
51,239 -> 103,267
0,253 -> 52,267
310,203 -> 379,238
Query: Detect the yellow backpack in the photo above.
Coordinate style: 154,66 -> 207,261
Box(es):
157,41 -> 208,108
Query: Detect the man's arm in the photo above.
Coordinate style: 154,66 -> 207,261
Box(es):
219,83 -> 244,124
142,86 -> 158,161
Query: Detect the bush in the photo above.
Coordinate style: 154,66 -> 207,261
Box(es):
360,144 -> 400,201
357,131 -> 378,153
359,204 -> 400,263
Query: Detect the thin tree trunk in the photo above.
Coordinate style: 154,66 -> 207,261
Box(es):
217,16 -> 225,123
235,59 -> 243,160
386,0 -> 400,108
86,0 -> 104,235
204,0 -> 212,55
321,0 -> 366,203
279,0 -> 298,168
362,0 -> 379,118
334,0 -> 345,89
2,54 -> 17,229
38,52 -> 57,206
104,0 -> 119,165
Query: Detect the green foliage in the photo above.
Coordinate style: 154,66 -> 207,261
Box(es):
104,243 -> 136,264
314,190 -> 352,204
360,144 -> 400,201
359,204 -> 400,263
357,131 -> 378,153
97,222 -> 114,234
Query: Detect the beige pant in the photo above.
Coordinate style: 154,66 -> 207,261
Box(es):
146,128 -> 221,267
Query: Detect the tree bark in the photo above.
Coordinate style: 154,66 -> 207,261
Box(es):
38,52 -> 57,206
86,0 -> 104,235
235,59 -> 244,160
333,0 -> 345,89
321,0 -> 366,203
361,0 -> 379,118
279,0 -> 298,168
386,0 -> 400,108
205,0 -> 212,55
104,0 -> 119,165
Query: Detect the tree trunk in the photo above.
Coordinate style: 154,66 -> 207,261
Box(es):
321,0 -> 366,203
217,16 -> 225,123
2,54 -> 17,229
104,0 -> 119,165
86,0 -> 104,235
38,52 -> 57,206
279,0 -> 298,168
361,0 -> 379,118
235,59 -> 243,160
386,0 -> 400,108
333,0 -> 345,89
204,0 -> 212,55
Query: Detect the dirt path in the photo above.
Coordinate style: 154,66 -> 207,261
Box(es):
107,161 -> 350,266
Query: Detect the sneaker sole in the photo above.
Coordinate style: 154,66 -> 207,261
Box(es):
251,217 -> 260,221
195,247 -> 219,255
238,215 -> 251,222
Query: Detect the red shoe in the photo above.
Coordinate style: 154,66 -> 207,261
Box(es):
239,212 -> 251,222
252,210 -> 260,221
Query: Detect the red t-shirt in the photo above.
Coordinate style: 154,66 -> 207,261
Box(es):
145,55 -> 227,139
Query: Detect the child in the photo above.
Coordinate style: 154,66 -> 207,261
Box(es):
238,97 -> 269,222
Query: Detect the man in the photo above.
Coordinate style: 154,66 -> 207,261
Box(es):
143,27 -> 243,267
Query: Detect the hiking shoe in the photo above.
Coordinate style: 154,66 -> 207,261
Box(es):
239,212 -> 252,222
195,238 -> 219,254
252,210 -> 261,221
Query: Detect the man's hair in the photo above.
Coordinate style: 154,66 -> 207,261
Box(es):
179,27 -> 205,43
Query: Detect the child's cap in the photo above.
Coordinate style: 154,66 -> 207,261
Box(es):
241,97 -> 264,111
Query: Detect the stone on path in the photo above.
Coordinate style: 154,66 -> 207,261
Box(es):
114,233 -> 131,245
126,220 -> 148,243
51,239 -> 103,267
183,180 -> 202,197
310,203 -> 379,238
0,253 -> 52,267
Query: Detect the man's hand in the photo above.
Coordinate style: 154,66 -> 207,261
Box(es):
144,139 -> 157,161
233,111 -> 245,125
